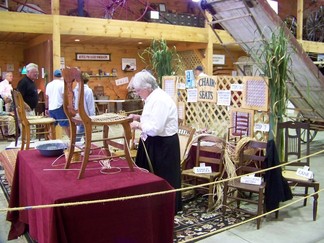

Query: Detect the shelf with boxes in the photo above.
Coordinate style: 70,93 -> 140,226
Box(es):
144,11 -> 205,27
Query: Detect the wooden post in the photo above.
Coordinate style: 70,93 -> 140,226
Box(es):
296,0 -> 303,40
52,0 -> 61,72
204,12 -> 213,76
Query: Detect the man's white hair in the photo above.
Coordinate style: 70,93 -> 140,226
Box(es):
26,63 -> 38,72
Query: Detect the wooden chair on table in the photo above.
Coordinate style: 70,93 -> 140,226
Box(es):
182,134 -> 225,210
12,90 -> 56,150
62,67 -> 134,179
277,121 -> 319,221
222,140 -> 267,229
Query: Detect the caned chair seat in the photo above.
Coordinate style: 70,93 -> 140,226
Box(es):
27,117 -> 56,124
181,170 -> 221,180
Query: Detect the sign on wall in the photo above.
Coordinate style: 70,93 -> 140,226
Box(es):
76,53 -> 111,61
197,76 -> 217,102
213,54 -> 225,65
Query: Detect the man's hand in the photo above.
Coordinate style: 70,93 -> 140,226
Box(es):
24,104 -> 31,112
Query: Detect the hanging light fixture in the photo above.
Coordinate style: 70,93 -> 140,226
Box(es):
21,66 -> 27,74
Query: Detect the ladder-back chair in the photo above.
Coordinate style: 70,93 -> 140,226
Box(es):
182,134 -> 225,210
228,110 -> 252,143
12,90 -> 56,150
178,124 -> 196,167
222,140 -> 267,229
277,121 -> 319,221
62,67 -> 134,179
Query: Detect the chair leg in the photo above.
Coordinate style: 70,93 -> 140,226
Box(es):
256,188 -> 264,230
275,210 -> 279,219
102,125 -> 110,156
304,186 -> 309,206
20,125 -> 26,150
208,183 -> 213,210
78,125 -> 92,179
25,125 -> 31,150
65,123 -> 77,169
121,123 -> 134,171
222,182 -> 228,214
313,184 -> 319,221
50,124 -> 56,140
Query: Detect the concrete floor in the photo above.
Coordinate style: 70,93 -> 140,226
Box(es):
0,131 -> 323,243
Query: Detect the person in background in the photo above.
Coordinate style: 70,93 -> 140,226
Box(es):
45,69 -> 70,138
0,98 -> 15,140
16,63 -> 39,115
73,72 -> 95,142
194,65 -> 207,78
129,70 -> 182,213
0,72 -> 14,112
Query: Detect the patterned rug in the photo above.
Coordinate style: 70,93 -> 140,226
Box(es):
174,194 -> 251,242
0,170 -> 249,243
0,169 -> 10,201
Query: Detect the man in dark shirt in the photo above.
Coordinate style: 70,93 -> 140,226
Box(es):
17,63 -> 39,114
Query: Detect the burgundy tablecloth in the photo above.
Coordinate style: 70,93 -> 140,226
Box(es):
7,150 -> 175,243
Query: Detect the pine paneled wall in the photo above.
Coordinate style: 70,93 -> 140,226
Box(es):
62,43 -> 146,99
0,43 -> 25,88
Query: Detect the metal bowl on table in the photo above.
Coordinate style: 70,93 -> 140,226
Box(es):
36,143 -> 66,157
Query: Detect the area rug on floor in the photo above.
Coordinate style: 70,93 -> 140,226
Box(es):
0,171 -> 250,243
0,170 -> 10,201
174,195 -> 251,242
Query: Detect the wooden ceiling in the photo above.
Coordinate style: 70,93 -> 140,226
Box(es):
0,32 -> 150,45
0,31 -> 211,51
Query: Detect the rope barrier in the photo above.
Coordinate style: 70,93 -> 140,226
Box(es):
179,188 -> 324,243
0,148 -> 323,213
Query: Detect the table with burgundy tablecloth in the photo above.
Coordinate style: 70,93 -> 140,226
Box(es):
7,150 -> 175,243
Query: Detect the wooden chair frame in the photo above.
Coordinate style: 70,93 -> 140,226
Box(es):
63,67 -> 134,179
277,121 -> 319,221
222,140 -> 267,229
228,108 -> 254,143
12,90 -> 56,150
178,124 -> 196,166
182,134 -> 225,210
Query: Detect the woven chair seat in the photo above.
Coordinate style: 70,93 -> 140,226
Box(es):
72,113 -> 129,124
28,117 -> 56,124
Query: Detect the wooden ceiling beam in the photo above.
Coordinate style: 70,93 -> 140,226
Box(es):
0,12 -> 52,33
59,16 -> 208,43
299,40 -> 324,54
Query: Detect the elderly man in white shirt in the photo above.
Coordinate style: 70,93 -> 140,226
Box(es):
45,69 -> 70,137
129,69 -> 182,213
0,72 -> 14,112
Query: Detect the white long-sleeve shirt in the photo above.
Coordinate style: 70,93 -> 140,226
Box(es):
0,79 -> 13,100
73,84 -> 95,116
140,87 -> 178,137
